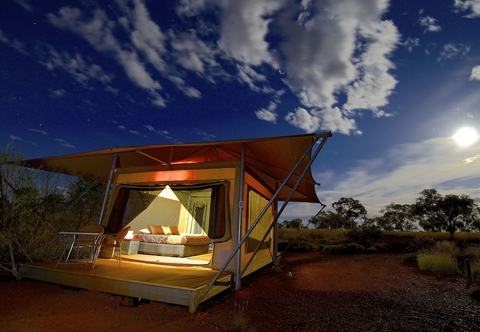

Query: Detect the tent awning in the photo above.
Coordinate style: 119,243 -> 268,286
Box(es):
25,132 -> 332,203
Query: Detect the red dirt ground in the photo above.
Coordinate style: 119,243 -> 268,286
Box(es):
1,251 -> 480,331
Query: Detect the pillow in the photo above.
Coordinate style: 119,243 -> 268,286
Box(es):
169,226 -> 180,235
148,224 -> 164,235
161,226 -> 173,235
138,228 -> 150,234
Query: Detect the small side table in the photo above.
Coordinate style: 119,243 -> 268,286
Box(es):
121,240 -> 140,255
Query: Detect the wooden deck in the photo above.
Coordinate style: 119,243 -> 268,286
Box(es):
18,257 -> 233,313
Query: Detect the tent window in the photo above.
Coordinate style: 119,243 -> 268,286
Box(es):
246,187 -> 272,253
107,183 -> 229,240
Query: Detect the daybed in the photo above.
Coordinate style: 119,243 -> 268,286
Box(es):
133,226 -> 211,258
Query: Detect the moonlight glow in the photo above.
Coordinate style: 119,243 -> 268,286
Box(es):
453,127 -> 478,146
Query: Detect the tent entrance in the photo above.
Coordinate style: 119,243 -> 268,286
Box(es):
105,182 -> 230,243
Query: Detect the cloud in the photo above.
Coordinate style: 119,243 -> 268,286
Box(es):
454,0 -> 480,18
177,0 -> 399,135
256,101 -> 279,123
44,0 -> 400,135
28,128 -> 48,135
419,16 -> 442,33
0,29 -> 28,55
127,0 -> 168,73
169,29 -> 226,82
236,63 -> 273,93
217,0 -> 282,68
144,124 -> 178,142
48,6 -> 165,105
55,138 -> 75,148
343,20 -> 399,116
47,2 -> 211,106
403,37 -> 420,52
285,107 -> 321,132
41,46 -> 114,86
438,43 -> 471,61
9,135 -> 23,141
280,1 -> 399,127
315,107 -> 361,135
318,137 -> 479,217
49,89 -> 67,97
464,154 -> 480,164
194,128 -> 216,141
15,0 -> 33,12
284,135 -> 480,220
469,65 -> 480,80
255,90 -> 285,123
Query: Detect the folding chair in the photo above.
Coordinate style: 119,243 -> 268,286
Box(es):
57,225 -> 104,269
100,226 -> 131,267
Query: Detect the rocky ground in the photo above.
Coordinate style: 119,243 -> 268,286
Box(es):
1,251 -> 480,331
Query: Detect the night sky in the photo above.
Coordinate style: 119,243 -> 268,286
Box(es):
1,0 -> 479,221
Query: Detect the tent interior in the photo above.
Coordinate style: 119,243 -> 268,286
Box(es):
104,183 -> 231,265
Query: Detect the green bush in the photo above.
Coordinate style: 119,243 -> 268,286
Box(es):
417,253 -> 458,275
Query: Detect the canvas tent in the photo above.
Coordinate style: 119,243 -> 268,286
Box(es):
24,132 -> 331,299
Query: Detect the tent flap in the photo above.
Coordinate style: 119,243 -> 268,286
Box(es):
25,133 -> 332,202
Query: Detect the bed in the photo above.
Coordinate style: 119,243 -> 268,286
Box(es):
132,233 -> 212,257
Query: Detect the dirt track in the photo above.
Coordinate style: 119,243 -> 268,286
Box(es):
1,252 -> 479,331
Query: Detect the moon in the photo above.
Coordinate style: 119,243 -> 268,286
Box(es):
453,127 -> 478,146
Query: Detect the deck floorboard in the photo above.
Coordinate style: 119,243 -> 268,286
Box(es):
18,257 -> 233,312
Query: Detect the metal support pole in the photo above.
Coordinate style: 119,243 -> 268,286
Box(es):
97,153 -> 117,225
240,135 -> 330,276
235,144 -> 245,290
196,134 -> 330,309
273,182 -> 279,270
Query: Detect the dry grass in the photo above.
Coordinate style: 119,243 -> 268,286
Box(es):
383,230 -> 480,243
418,253 -> 458,275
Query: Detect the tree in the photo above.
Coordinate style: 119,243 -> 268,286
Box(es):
282,218 -> 303,229
364,216 -> 393,230
0,148 -> 41,276
310,211 -> 347,230
0,146 -> 107,276
380,203 -> 416,231
470,206 -> 480,232
332,197 -> 367,229
412,189 -> 479,239
64,177 -> 106,229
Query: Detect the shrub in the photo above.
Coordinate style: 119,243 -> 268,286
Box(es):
403,252 -> 418,264
345,243 -> 365,253
469,286 -> 480,301
365,246 -> 378,254
346,227 -> 384,247
433,240 -> 459,256
461,245 -> 480,263
323,243 -> 365,254
322,244 -> 346,254
406,237 -> 437,252
374,242 -> 391,252
471,262 -> 480,281
417,253 -> 458,275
